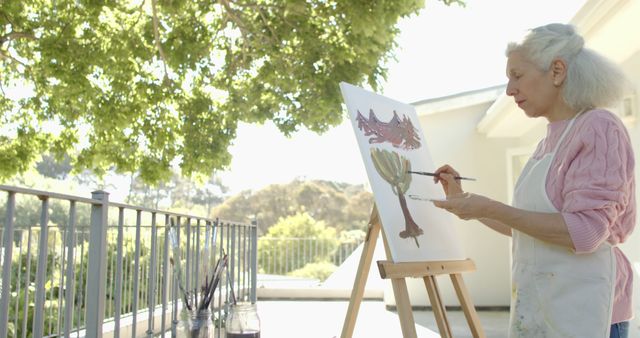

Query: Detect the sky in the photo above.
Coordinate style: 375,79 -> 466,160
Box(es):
215,0 -> 587,195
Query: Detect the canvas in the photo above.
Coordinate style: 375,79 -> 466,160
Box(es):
340,82 -> 465,262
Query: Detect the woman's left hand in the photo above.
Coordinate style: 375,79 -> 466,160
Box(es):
432,192 -> 494,220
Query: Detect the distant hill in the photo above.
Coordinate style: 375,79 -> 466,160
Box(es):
212,179 -> 373,234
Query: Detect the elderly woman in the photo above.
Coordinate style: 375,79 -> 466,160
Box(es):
432,23 -> 635,338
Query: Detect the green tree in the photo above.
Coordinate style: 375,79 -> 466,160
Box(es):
0,0 -> 463,184
35,154 -> 72,180
213,179 -> 373,234
190,175 -> 228,216
127,171 -> 177,209
294,180 -> 348,225
214,184 -> 297,233
125,170 -> 226,210
342,190 -> 375,230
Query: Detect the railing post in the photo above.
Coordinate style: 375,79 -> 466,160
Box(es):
21,230 -> 33,336
215,219 -> 223,338
147,212 -> 158,337
250,220 -> 258,304
185,218 -> 191,306
86,190 -> 109,338
172,216 -> 181,336
242,225 -> 248,301
0,192 -> 16,338
32,196 -> 51,338
63,201 -> 77,337
194,219 -> 201,309
132,210 -> 142,336
114,207 -> 125,338
161,214 -> 170,335
230,223 -> 236,303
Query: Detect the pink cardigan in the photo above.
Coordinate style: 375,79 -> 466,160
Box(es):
531,109 -> 636,324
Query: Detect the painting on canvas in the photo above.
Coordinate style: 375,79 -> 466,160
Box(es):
340,82 -> 465,262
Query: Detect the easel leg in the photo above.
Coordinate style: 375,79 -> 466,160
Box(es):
391,278 -> 418,338
378,259 -> 485,337
340,206 -> 382,338
450,273 -> 486,338
342,205 -> 485,338
424,276 -> 453,338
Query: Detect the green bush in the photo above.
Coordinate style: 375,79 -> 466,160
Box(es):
6,224 -> 159,337
288,261 -> 338,282
258,212 -> 338,275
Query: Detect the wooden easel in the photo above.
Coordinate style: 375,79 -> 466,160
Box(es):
340,205 -> 485,338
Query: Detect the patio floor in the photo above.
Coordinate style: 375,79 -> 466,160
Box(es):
257,300 -> 510,338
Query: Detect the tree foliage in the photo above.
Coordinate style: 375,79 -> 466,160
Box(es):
126,170 -> 227,211
0,0 -> 463,183
213,179 -> 373,234
35,153 -> 72,179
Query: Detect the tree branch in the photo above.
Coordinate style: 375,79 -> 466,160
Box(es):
131,1 -> 146,28
218,0 -> 249,37
218,0 -> 255,67
151,0 -> 171,86
229,0 -> 278,41
0,11 -> 16,27
256,7 -> 279,46
0,49 -> 27,67
0,31 -> 36,45
220,1 -> 284,51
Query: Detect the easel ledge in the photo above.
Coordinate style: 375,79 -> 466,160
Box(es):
377,259 -> 476,279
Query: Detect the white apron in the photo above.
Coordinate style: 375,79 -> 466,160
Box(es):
509,114 -> 616,338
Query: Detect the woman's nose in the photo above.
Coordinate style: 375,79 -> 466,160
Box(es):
506,82 -> 517,96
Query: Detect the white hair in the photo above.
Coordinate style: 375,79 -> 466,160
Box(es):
506,23 -> 628,111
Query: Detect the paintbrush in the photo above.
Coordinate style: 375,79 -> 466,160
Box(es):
407,170 -> 476,181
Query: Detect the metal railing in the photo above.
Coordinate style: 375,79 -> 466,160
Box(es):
0,185 -> 257,338
257,237 -> 363,277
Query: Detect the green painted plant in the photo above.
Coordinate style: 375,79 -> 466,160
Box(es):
370,148 -> 423,247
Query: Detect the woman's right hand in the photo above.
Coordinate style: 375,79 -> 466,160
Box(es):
433,164 -> 464,197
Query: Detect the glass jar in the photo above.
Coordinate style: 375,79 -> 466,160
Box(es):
188,309 -> 215,338
176,307 -> 191,337
225,302 -> 261,338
